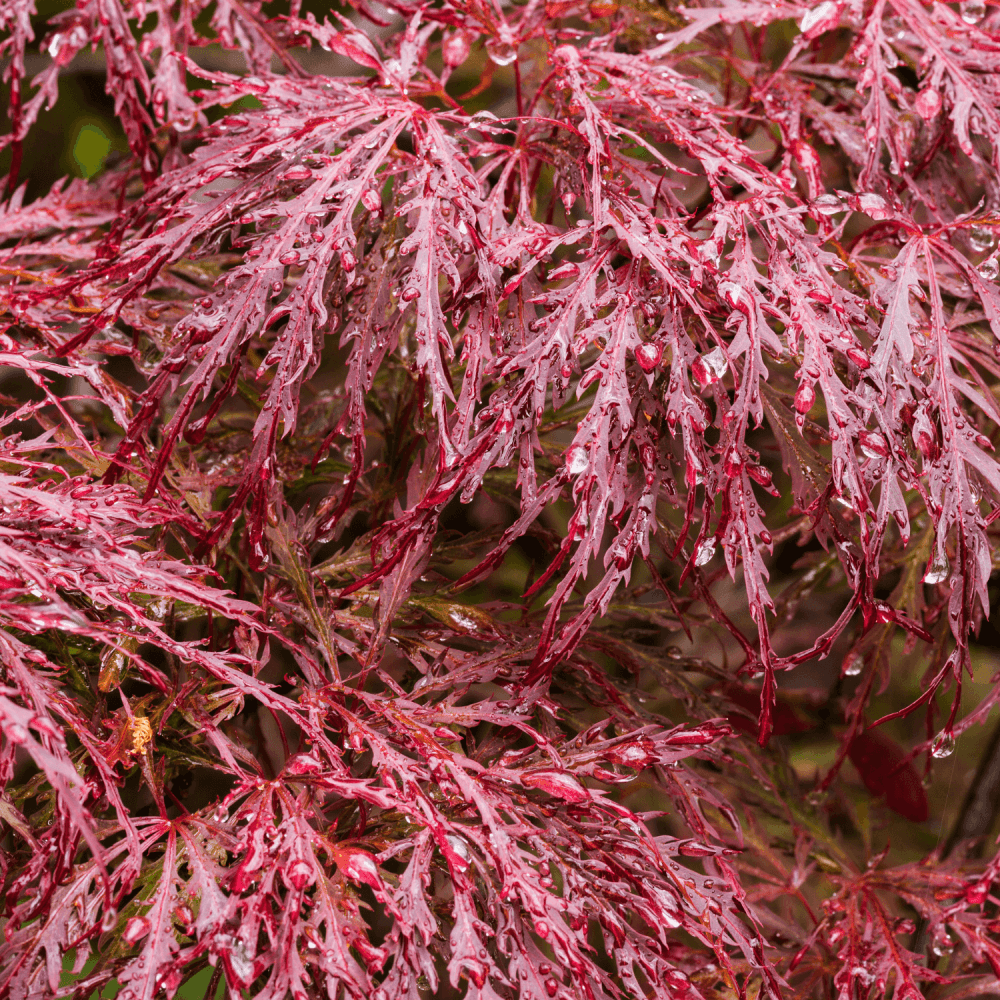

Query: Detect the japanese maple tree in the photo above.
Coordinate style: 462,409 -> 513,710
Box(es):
3,0 -> 1000,998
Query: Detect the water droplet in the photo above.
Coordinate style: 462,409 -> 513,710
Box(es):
924,551 -> 950,585
486,37 -> 518,65
694,540 -> 715,566
443,30 -> 473,67
800,0 -> 837,35
915,88 -> 942,122
718,281 -> 744,309
123,916 -> 150,945
286,859 -> 314,890
960,0 -> 985,22
813,193 -> 843,216
969,225 -> 996,253
842,651 -> 863,676
931,730 -> 955,758
635,342 -> 661,372
978,254 -> 999,281
567,445 -> 589,475
691,346 -> 728,387
794,382 -> 816,414
5,723 -> 27,744
857,192 -> 890,220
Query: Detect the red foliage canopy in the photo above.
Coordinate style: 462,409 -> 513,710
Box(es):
1,0 -> 1000,998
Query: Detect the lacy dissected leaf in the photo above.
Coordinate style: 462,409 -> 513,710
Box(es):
4,0 -> 1000,999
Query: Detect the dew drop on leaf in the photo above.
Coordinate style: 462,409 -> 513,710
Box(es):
858,430 -> 888,459
442,30 -> 472,67
857,192 -> 890,219
914,88 -> 942,122
486,38 -> 518,65
634,342 -> 661,372
960,0 -> 985,22
846,347 -> 870,368
286,859 -> 314,890
931,730 -> 956,758
813,193 -> 843,215
842,651 -> 864,676
969,226 -> 996,253
799,0 -> 837,36
123,916 -> 151,945
924,551 -> 950,585
5,723 -> 27,744
978,254 -> 1000,281
691,346 -> 727,387
694,540 -> 715,566
794,382 -> 816,414
566,446 -> 589,474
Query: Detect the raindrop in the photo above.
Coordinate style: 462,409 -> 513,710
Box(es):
960,0 -> 985,22
969,226 -> 996,253
486,37 -> 518,65
794,382 -> 816,414
931,730 -> 955,758
5,723 -> 27,744
635,342 -> 662,372
694,540 -> 715,566
842,651 -> 863,676
123,916 -> 151,945
567,446 -> 589,475
691,346 -> 728,387
924,551 -> 950,585
978,254 -> 999,281
914,88 -> 942,122
858,430 -> 888,459
846,347 -> 870,368
857,192 -> 890,220
813,193 -> 843,216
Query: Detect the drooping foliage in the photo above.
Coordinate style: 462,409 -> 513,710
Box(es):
3,0 -> 1000,998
